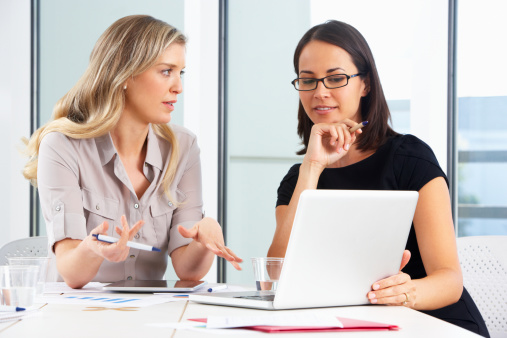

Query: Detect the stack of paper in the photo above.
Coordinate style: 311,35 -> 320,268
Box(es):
0,309 -> 40,323
189,315 -> 399,333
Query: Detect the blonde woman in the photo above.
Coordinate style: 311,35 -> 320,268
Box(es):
23,15 -> 242,288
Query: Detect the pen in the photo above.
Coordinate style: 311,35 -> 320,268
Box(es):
349,121 -> 368,133
207,284 -> 228,292
92,234 -> 161,252
0,305 -> 26,312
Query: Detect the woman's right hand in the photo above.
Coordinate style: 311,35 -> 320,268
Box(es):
84,215 -> 144,263
304,119 -> 363,169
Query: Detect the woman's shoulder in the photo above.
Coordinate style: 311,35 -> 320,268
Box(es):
165,124 -> 198,150
40,131 -> 68,144
389,134 -> 447,189
390,134 -> 439,163
151,124 -> 198,155
279,163 -> 302,184
40,131 -> 80,150
38,132 -> 89,171
286,163 -> 302,176
171,124 -> 197,141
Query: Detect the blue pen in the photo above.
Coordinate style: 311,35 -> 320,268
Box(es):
0,305 -> 26,312
207,285 -> 228,292
92,234 -> 161,252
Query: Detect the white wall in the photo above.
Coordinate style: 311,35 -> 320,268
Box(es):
183,0 -> 220,283
0,0 -> 32,248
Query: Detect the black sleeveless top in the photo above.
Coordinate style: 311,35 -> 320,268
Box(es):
276,134 -> 489,337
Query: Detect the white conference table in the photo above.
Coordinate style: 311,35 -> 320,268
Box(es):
0,288 -> 482,338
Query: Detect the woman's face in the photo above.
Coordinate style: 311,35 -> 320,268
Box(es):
297,40 -> 368,124
123,43 -> 185,125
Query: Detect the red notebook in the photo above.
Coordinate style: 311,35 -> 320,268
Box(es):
189,317 -> 399,333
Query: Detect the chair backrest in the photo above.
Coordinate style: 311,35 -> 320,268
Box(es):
457,235 -> 507,338
0,236 -> 49,265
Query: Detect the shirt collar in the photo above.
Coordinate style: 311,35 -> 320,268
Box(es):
95,124 -> 163,171
145,125 -> 163,172
96,132 -> 116,167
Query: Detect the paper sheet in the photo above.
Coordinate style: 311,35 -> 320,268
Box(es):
43,282 -> 106,294
0,309 -> 40,323
206,313 -> 343,329
39,294 -> 175,307
146,322 -> 260,335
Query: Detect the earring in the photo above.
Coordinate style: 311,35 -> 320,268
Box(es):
123,85 -> 127,90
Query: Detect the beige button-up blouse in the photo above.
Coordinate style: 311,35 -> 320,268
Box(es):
37,124 -> 203,282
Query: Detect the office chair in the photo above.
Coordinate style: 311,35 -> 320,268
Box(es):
0,236 -> 49,265
457,235 -> 507,338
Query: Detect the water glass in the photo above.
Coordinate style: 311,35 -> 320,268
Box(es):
0,265 -> 39,307
7,257 -> 50,296
251,257 -> 284,291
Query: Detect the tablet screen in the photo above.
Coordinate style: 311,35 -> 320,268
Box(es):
103,279 -> 207,292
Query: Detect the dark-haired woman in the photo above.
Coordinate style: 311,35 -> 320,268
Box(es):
268,20 -> 488,337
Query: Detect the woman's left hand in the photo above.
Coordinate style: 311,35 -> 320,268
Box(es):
178,217 -> 243,270
367,250 -> 416,307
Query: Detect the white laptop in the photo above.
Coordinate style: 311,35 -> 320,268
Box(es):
189,189 -> 418,310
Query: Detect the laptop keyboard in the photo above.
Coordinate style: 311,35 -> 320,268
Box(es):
234,294 -> 275,301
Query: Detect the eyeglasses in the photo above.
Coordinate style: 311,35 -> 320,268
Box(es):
291,73 -> 364,91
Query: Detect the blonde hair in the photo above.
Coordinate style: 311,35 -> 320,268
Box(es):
23,15 -> 186,203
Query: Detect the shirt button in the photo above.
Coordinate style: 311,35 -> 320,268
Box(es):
130,255 -> 135,258
96,204 -> 100,210
127,276 -> 132,280
168,201 -> 173,207
55,206 -> 61,211
134,233 -> 140,239
134,203 -> 139,209
144,163 -> 148,167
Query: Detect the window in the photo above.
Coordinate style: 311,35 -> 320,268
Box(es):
456,0 -> 507,236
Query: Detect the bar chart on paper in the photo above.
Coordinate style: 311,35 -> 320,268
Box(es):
40,294 -> 179,307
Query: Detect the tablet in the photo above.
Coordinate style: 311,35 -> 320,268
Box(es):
103,279 -> 207,292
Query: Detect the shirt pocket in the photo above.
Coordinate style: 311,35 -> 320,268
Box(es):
149,190 -> 185,248
82,188 -> 120,233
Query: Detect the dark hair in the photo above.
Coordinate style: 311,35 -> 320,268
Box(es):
294,20 -> 397,155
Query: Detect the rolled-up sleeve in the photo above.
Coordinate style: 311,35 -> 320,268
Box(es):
167,135 -> 204,254
37,133 -> 87,251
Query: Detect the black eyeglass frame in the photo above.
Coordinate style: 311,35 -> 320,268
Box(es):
291,73 -> 364,91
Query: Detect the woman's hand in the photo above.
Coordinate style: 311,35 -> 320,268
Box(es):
367,250 -> 417,308
178,217 -> 243,270
304,119 -> 363,169
84,215 -> 144,263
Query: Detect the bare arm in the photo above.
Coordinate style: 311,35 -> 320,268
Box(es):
55,217 -> 144,288
267,161 -> 323,258
268,120 -> 361,257
170,243 -> 215,281
171,217 -> 243,280
411,176 -> 463,309
368,177 -> 463,310
54,238 -> 103,289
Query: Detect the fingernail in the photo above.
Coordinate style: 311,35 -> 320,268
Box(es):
371,299 -> 377,304
345,143 -> 350,150
338,148 -> 342,154
369,293 -> 376,299
373,284 -> 380,290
